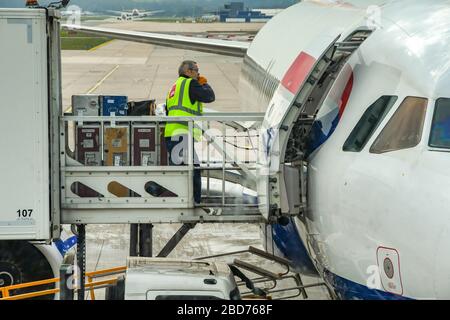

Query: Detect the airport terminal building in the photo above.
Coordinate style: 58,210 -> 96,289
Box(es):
218,2 -> 273,22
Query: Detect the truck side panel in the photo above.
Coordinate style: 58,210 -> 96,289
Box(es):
0,9 -> 50,240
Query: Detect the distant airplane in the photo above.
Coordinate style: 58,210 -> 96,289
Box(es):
200,14 -> 219,22
60,8 -> 95,17
108,9 -> 164,21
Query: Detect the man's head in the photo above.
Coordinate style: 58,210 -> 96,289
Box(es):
178,60 -> 199,80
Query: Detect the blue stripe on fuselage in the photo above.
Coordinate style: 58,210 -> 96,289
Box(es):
306,110 -> 340,158
271,217 -> 318,276
270,220 -> 411,300
324,270 -> 411,300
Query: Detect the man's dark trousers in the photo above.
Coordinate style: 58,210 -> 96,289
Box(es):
165,134 -> 201,204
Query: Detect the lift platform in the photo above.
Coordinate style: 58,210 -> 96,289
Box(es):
60,112 -> 283,225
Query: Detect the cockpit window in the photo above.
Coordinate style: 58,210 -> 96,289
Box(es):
343,96 -> 397,152
370,97 -> 428,154
429,98 -> 450,149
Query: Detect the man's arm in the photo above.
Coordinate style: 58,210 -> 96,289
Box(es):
189,79 -> 215,104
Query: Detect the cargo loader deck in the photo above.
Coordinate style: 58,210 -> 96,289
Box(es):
60,113 -> 268,225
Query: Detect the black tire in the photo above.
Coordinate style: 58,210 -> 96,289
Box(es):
0,241 -> 55,300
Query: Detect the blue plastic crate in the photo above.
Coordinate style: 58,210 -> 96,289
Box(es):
101,95 -> 129,116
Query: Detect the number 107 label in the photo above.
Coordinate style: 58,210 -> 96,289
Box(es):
17,209 -> 33,218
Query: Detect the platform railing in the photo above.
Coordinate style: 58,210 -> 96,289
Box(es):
0,266 -> 127,300
59,113 -> 265,224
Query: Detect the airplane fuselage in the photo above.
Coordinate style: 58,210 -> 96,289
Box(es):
242,0 -> 450,299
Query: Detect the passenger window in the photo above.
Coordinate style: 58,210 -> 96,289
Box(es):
343,96 -> 398,152
370,97 -> 428,154
429,98 -> 450,149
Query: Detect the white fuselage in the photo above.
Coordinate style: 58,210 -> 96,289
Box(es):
243,0 -> 450,299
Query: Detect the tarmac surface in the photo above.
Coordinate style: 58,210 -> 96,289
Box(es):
61,21 -> 330,300
62,39 -> 243,112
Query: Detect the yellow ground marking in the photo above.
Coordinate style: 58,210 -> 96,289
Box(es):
88,39 -> 114,52
64,64 -> 120,113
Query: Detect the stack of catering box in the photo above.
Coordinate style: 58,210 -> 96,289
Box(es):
72,95 -> 168,197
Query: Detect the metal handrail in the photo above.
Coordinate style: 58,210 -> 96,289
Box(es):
1,289 -> 60,301
192,246 -> 330,300
62,113 -> 262,213
62,114 -> 265,123
85,266 -> 126,300
0,265 -> 127,300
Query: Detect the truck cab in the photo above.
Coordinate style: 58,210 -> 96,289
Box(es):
121,257 -> 240,300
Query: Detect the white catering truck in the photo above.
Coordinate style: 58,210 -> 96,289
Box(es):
0,7 -> 64,297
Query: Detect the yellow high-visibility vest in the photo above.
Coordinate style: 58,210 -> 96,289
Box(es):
164,77 -> 203,141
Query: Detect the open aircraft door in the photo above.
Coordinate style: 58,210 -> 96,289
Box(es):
257,35 -> 340,221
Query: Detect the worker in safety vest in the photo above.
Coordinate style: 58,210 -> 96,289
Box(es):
164,60 -> 215,204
